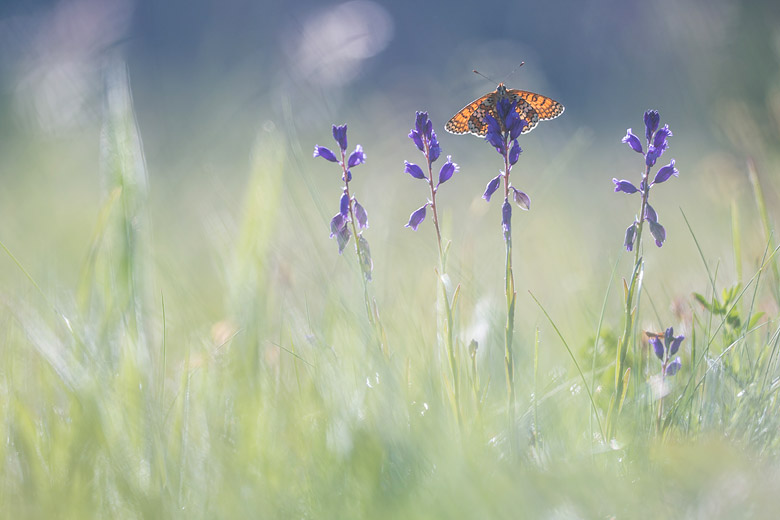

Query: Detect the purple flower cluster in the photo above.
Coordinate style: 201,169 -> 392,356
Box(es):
481,98 -> 530,237
648,327 -> 684,377
314,124 -> 369,256
404,112 -> 458,231
614,110 -> 679,251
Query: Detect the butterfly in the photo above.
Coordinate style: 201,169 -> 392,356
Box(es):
445,83 -> 564,137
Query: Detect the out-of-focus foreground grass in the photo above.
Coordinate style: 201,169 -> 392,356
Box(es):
3,59 -> 780,518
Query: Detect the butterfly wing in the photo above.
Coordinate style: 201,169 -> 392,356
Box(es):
445,92 -> 497,137
508,89 -> 564,134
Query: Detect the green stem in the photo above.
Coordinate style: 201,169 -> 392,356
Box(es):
503,136 -> 517,430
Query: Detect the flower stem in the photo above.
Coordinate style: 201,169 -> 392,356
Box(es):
424,140 -> 461,427
610,163 -> 652,436
502,135 -> 517,430
340,152 -> 386,357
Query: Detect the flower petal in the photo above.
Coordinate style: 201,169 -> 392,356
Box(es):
650,336 -> 664,360
622,129 -> 643,154
340,192 -> 349,218
649,220 -> 666,247
404,161 -> 426,180
653,159 -> 678,184
332,124 -> 348,152
624,222 -> 637,252
405,204 -> 427,231
644,110 -> 660,142
613,178 -> 639,194
483,174 -> 502,202
314,145 -> 339,163
409,129 -> 424,152
509,139 -> 522,165
347,144 -> 366,167
645,203 -> 658,223
666,357 -> 682,376
355,200 -> 368,229
512,188 -> 530,210
437,156 -> 458,185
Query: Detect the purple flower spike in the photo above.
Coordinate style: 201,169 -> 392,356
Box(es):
622,129 -> 643,154
355,200 -> 368,229
347,144 -> 366,167
509,140 -> 522,165
405,204 -> 428,231
644,110 -> 660,142
666,357 -> 682,376
512,188 -> 530,210
332,124 -> 348,152
438,156 -> 458,185
650,336 -> 664,360
645,203 -> 658,223
339,192 -> 349,218
483,174 -> 502,202
502,199 -> 512,235
404,161 -> 426,180
314,145 -> 339,163
653,159 -> 678,184
624,222 -> 637,252
484,115 -> 505,154
649,220 -> 666,247
613,178 -> 639,194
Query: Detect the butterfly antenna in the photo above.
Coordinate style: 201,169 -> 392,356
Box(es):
502,61 -> 525,83
472,69 -> 497,84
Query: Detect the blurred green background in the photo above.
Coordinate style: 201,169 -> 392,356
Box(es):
2,0 -> 780,517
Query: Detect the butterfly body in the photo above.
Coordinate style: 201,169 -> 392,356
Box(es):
445,83 -> 564,137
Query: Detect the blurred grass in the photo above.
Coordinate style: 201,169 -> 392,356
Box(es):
3,60 -> 780,519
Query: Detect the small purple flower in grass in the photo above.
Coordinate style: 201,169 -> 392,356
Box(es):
614,110 -> 680,249
648,328 -> 684,377
403,112 -> 458,232
483,174 -> 502,202
315,123 -> 372,279
406,204 -> 427,231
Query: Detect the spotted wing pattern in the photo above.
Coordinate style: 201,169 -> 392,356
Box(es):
445,84 -> 564,137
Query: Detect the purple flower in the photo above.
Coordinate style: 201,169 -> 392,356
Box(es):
340,191 -> 349,217
405,161 -> 426,180
650,336 -> 664,360
622,129 -> 643,154
405,204 -> 428,231
429,131 -> 441,163
484,115 -> 505,154
511,187 -> 530,210
653,159 -> 678,184
355,200 -> 368,229
483,174 -> 502,202
314,145 -> 339,163
502,199 -> 512,235
335,225 -> 351,254
613,178 -> 639,194
330,213 -> 347,237
509,140 -> 522,165
332,124 -> 348,152
624,222 -> 637,252
415,112 -> 429,135
666,357 -> 682,376
653,124 -> 672,149
644,110 -> 660,142
409,128 -> 424,152
438,156 -> 458,185
347,144 -> 366,167
649,220 -> 666,247
645,203 -> 657,223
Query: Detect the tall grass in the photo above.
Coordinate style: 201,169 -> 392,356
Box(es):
3,66 -> 780,518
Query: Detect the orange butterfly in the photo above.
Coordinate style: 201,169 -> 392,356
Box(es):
445,83 -> 564,137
